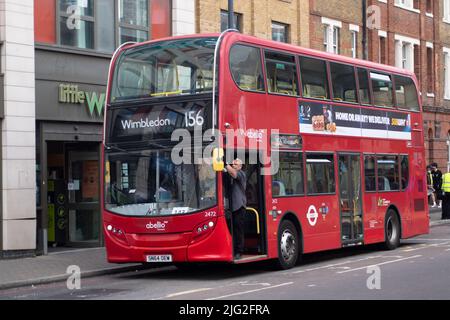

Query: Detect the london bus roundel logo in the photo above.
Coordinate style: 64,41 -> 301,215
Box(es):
307,205 -> 318,226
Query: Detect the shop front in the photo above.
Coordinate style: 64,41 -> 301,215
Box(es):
35,48 -> 109,253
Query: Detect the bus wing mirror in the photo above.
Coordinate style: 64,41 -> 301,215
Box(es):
212,148 -> 224,172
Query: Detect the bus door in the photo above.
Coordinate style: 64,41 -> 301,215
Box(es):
242,160 -> 267,256
338,153 -> 363,244
222,151 -> 267,259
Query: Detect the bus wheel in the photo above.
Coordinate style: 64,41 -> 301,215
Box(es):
383,210 -> 401,250
276,220 -> 299,270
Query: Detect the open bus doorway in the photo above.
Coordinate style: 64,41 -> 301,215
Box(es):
222,151 -> 267,261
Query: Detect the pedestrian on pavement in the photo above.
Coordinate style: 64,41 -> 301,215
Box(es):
427,165 -> 436,207
431,163 -> 443,208
441,168 -> 450,220
225,158 -> 247,260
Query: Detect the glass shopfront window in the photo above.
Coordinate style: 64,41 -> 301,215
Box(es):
57,0 -> 151,52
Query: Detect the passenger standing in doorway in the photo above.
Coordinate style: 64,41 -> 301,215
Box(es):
431,163 -> 443,208
441,169 -> 450,220
225,158 -> 247,260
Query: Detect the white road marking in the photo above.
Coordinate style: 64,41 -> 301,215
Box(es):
165,288 -> 213,298
403,238 -> 450,242
239,281 -> 271,287
402,242 -> 449,252
206,282 -> 294,300
291,255 -> 401,274
336,255 -> 422,274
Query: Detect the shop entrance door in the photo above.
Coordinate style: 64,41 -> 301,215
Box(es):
67,150 -> 101,246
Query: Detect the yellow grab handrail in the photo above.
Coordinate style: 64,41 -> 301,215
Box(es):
246,207 -> 260,235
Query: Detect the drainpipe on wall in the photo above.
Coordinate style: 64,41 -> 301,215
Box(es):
228,0 -> 234,29
362,0 -> 368,60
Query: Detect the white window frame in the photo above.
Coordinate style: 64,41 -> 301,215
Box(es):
394,0 -> 420,13
350,24 -> 359,59
322,17 -> 341,54
444,0 -> 450,23
394,34 -> 419,73
444,47 -> 450,100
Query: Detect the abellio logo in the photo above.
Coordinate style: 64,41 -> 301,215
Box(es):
146,221 -> 168,230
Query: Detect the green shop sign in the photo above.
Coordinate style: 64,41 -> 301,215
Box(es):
59,84 -> 106,117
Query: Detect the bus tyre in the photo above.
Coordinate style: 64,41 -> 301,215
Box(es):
276,220 -> 299,270
383,210 -> 401,250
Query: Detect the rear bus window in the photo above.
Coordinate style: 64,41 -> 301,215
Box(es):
400,155 -> 409,190
265,51 -> 298,96
330,62 -> 357,103
229,44 -> 265,92
306,154 -> 335,194
299,56 -> 329,100
394,75 -> 420,111
370,72 -> 394,108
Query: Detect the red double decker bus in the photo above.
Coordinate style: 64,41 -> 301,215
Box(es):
102,31 -> 428,269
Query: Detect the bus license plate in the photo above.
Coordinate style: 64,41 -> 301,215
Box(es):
146,255 -> 173,263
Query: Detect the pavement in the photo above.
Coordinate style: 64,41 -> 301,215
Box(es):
0,208 -> 448,291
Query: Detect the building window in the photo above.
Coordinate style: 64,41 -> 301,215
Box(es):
59,0 -> 95,49
395,36 -> 418,72
445,49 -> 450,99
323,25 -> 340,54
58,0 -> 151,52
427,47 -> 434,94
351,31 -> 357,58
444,0 -> 450,22
272,21 -> 289,43
379,36 -> 386,64
220,10 -> 242,32
119,0 -> 149,44
395,0 -> 419,11
426,0 -> 433,14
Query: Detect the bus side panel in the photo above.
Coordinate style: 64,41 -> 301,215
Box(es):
362,192 -> 384,244
296,196 -> 341,254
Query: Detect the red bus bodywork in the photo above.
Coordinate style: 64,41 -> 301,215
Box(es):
102,32 -> 429,265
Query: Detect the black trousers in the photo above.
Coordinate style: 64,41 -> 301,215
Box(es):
232,207 -> 246,253
442,193 -> 450,220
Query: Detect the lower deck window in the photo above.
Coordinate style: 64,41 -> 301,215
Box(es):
306,154 -> 335,194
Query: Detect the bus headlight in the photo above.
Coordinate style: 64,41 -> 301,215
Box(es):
191,219 -> 217,244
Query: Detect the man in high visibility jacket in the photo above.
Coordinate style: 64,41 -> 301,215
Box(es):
441,170 -> 450,220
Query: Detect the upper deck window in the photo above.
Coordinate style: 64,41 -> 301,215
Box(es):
265,51 -> 298,96
394,75 -> 420,111
370,72 -> 394,108
111,37 -> 217,102
299,56 -> 329,100
229,44 -> 265,92
330,62 -> 357,103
